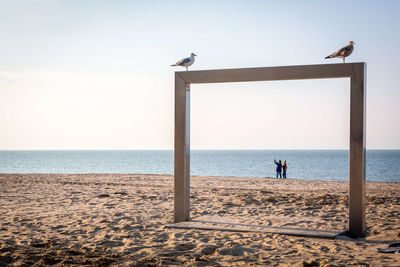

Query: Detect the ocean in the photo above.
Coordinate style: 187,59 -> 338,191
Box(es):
0,150 -> 399,182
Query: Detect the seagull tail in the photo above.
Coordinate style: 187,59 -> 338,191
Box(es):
170,64 -> 177,67
325,55 -> 332,59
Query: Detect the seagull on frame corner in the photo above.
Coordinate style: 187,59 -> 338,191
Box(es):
325,41 -> 355,63
171,53 -> 197,71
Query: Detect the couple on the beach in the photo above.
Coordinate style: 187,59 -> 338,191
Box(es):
274,159 -> 287,179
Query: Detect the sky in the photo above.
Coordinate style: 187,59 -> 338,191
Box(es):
0,0 -> 399,150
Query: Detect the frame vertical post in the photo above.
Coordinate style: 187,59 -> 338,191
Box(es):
174,73 -> 190,222
349,63 -> 366,237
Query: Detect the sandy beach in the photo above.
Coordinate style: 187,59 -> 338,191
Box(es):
0,174 -> 399,266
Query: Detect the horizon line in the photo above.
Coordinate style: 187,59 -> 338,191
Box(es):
1,148 -> 399,151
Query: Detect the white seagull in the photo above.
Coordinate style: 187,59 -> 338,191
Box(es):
325,41 -> 355,63
171,53 -> 197,71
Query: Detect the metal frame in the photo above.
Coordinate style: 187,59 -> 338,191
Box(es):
174,63 -> 366,237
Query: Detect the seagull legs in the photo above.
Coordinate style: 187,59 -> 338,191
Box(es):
186,66 -> 188,71
343,58 -> 345,63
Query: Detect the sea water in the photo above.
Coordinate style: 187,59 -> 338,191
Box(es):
0,150 -> 399,182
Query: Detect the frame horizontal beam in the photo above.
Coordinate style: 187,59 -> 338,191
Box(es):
177,63 -> 363,84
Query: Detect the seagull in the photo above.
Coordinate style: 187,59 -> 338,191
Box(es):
171,53 -> 197,71
325,41 -> 355,63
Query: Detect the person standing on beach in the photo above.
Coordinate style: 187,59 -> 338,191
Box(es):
282,160 -> 287,179
274,159 -> 282,179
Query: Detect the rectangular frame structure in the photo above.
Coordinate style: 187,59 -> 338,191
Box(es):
174,63 -> 366,237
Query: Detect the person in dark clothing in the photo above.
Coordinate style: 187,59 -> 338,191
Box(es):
274,159 -> 282,178
282,160 -> 287,178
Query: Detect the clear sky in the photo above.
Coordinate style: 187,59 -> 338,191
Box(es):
0,0 -> 399,149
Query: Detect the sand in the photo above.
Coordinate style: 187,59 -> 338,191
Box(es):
0,174 -> 399,266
